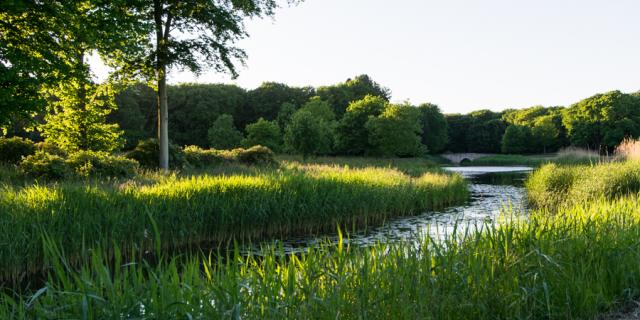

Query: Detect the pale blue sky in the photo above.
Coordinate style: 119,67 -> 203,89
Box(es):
127,0 -> 640,114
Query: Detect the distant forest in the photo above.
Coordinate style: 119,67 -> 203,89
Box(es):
7,74 -> 640,156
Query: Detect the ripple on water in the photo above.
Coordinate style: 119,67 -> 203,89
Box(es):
247,168 -> 531,254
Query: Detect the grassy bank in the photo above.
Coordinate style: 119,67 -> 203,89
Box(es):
278,155 -> 447,175
465,149 -> 604,167
0,164 -> 467,283
527,160 -> 640,208
4,190 -> 640,318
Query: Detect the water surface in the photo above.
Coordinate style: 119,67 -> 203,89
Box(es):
254,166 -> 532,253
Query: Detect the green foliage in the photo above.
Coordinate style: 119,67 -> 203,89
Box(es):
317,74 -> 391,116
366,103 -> 425,157
335,95 -> 386,155
501,125 -> 532,154
444,114 -> 472,152
183,145 -> 230,168
531,115 -> 560,153
19,151 -> 71,180
562,91 -> 640,151
207,114 -> 243,149
66,151 -> 138,179
284,110 -> 333,158
276,102 -> 298,130
299,96 -> 336,122
233,145 -> 276,165
0,137 -> 35,164
244,82 -> 314,126
110,84 -> 157,149
242,118 -> 282,151
168,84 -> 248,147
40,82 -> 124,153
465,110 -> 506,153
125,139 -> 186,169
417,103 -> 448,154
34,141 -> 68,157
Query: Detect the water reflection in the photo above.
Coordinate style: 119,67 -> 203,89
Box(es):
251,167 -> 532,253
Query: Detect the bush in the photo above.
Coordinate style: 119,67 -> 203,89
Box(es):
233,145 -> 276,165
66,151 -> 138,179
19,151 -> 71,180
207,114 -> 243,149
242,118 -> 282,152
183,145 -> 231,168
125,139 -> 186,169
35,141 -> 67,157
0,137 -> 35,164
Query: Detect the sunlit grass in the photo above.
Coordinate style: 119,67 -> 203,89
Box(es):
3,194 -> 640,318
526,160 -> 640,208
0,164 -> 467,283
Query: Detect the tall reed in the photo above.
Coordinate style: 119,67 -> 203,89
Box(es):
3,195 -> 640,319
0,165 -> 467,283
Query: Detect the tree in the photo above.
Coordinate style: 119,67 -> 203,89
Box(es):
208,114 -> 243,149
366,103 -> 424,157
417,103 -> 448,154
531,115 -> 559,153
335,95 -> 386,155
242,118 -> 282,151
0,1 -> 70,130
168,83 -> 247,147
299,96 -> 336,122
284,110 -> 332,159
121,0 -> 289,170
501,125 -> 531,154
276,102 -> 298,131
317,74 -> 391,117
0,1 -> 145,135
464,110 -> 506,153
562,91 -> 640,151
445,114 -> 472,152
243,82 -> 314,126
40,83 -> 124,153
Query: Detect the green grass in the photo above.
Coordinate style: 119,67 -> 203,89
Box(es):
465,152 -> 604,167
3,193 -> 640,318
526,160 -> 640,209
0,164 -> 467,283
278,155 -> 448,176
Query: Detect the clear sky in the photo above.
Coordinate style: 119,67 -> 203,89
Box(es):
151,0 -> 640,114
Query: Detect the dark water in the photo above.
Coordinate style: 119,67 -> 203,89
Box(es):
250,166 -> 532,253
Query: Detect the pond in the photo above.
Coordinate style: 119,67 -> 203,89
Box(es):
251,166 -> 533,253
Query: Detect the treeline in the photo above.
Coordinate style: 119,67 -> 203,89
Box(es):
6,73 -> 640,157
446,90 -> 640,154
107,74 -> 449,157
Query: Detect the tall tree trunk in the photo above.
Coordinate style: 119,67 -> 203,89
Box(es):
76,49 -> 88,150
155,0 -> 169,170
157,64 -> 169,170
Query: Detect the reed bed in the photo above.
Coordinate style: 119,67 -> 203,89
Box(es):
467,148 -> 604,167
526,160 -> 640,208
3,193 -> 640,319
0,165 -> 467,283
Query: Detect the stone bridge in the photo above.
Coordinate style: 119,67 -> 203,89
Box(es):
440,153 -> 494,164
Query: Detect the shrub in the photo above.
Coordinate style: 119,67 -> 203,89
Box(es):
35,141 -> 68,157
0,137 -> 35,164
19,151 -> 71,180
125,139 -> 186,169
66,151 -> 138,179
233,145 -> 276,165
242,118 -> 282,152
183,145 -> 231,168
